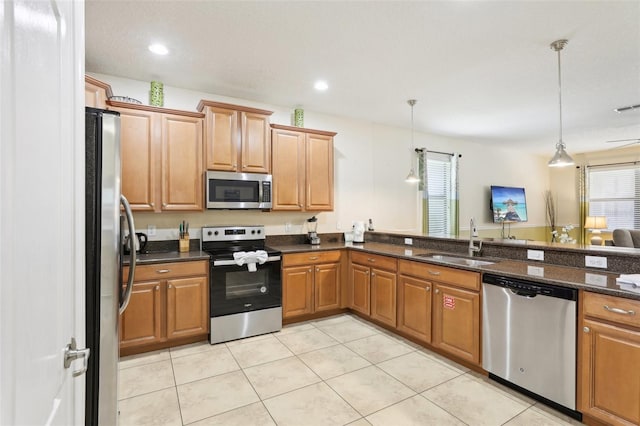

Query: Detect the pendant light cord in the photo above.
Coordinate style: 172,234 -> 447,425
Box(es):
557,45 -> 563,147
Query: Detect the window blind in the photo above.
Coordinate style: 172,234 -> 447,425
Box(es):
587,163 -> 640,230
419,151 -> 456,236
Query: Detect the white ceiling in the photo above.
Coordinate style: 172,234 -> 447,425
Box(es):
85,0 -> 640,155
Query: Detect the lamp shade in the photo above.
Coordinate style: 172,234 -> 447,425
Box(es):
584,216 -> 607,230
548,143 -> 574,167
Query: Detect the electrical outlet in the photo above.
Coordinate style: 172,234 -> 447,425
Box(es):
585,273 -> 607,287
336,222 -> 342,230
585,255 -> 607,269
147,225 -> 156,237
527,249 -> 544,261
404,238 -> 413,245
285,222 -> 292,233
527,265 -> 544,277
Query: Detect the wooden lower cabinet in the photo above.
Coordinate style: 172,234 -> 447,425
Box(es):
350,263 -> 371,316
579,292 -> 640,426
370,268 -> 397,327
397,274 -> 432,343
282,251 -> 342,319
120,260 -> 209,354
432,283 -> 480,365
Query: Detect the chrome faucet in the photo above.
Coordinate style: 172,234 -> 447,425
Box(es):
469,218 -> 482,257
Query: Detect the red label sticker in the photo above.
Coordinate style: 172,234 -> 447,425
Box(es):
443,295 -> 455,310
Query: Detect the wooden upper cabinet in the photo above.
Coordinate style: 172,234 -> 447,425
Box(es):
198,101 -> 273,173
85,75 -> 112,109
161,113 -> 203,211
117,107 -> 157,211
109,101 -> 204,212
271,124 -> 336,212
271,128 -> 305,210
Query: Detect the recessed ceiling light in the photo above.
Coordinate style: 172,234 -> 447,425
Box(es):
314,80 -> 329,91
148,43 -> 169,55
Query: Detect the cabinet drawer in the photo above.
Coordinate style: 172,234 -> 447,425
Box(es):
350,251 -> 397,272
283,250 -> 341,267
583,291 -> 640,329
125,260 -> 209,281
406,262 -> 479,291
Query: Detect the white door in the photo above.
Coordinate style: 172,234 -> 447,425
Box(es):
0,0 -> 86,425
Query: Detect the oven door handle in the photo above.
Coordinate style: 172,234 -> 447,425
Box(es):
213,256 -> 281,267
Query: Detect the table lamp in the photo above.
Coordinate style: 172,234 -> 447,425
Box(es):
584,216 -> 607,245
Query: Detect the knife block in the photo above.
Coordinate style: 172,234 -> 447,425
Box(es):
179,235 -> 189,253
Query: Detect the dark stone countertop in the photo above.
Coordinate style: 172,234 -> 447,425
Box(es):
123,250 -> 210,266
269,241 -> 640,301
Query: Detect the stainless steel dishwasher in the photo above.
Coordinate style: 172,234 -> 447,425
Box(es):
482,274 -> 580,419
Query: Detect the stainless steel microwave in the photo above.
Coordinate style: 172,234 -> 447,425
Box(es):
205,171 -> 272,209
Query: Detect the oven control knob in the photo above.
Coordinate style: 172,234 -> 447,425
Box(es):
207,231 -> 212,236
214,231 -> 219,236
260,286 -> 267,293
251,230 -> 255,234
257,229 -> 261,234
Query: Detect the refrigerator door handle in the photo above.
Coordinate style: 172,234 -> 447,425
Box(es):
120,195 -> 136,314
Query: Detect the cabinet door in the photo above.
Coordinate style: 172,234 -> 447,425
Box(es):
283,266 -> 313,318
305,133 -> 334,211
120,281 -> 163,348
161,113 -> 203,211
241,112 -> 270,173
204,106 -> 238,171
432,283 -> 480,365
579,319 -> 640,425
166,276 -> 209,340
349,263 -> 371,316
117,107 -> 158,211
315,263 -> 340,312
85,78 -> 108,108
272,128 -> 305,210
397,275 -> 432,343
370,268 -> 397,327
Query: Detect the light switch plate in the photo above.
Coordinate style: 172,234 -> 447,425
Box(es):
147,225 -> 156,237
585,255 -> 608,269
527,249 -> 544,261
404,238 -> 413,245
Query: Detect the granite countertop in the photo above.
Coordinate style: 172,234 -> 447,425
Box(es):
269,241 -> 640,301
123,250 -> 210,265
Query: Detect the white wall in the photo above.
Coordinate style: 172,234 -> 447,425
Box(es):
92,72 -> 551,237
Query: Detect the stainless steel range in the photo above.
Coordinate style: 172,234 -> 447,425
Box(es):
202,225 -> 282,344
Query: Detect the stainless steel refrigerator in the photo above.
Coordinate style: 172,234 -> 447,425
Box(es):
85,107 -> 137,425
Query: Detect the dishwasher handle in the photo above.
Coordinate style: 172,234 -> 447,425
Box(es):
508,287 -> 538,298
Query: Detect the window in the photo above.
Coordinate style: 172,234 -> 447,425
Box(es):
418,151 -> 459,236
587,163 -> 640,230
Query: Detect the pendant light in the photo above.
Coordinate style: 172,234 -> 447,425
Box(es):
405,99 -> 420,183
548,39 -> 575,167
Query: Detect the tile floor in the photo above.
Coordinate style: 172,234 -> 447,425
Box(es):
118,313 -> 583,426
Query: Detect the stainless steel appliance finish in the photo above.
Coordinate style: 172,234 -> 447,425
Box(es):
85,107 -> 136,426
202,225 -> 282,344
205,171 -> 272,209
482,274 -> 578,413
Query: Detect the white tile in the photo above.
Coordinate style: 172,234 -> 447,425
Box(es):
225,332 -> 277,348
298,344 -> 371,380
311,313 -> 355,327
244,356 -> 321,399
118,360 -> 175,400
275,322 -> 316,336
170,340 -> 213,359
345,333 -> 414,363
346,419 -> 372,426
118,388 -> 182,426
264,382 -> 360,426
227,335 -> 294,368
423,374 -> 530,426
327,366 -> 415,416
366,394 -> 465,426
377,351 -> 461,392
177,370 -> 259,424
119,349 -> 170,370
504,406 -> 573,425
276,328 -> 339,354
172,345 -> 239,385
188,401 -> 276,426
316,319 -> 379,343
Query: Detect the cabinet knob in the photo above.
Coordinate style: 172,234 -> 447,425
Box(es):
162,203 -> 167,207
366,270 -> 369,275
368,258 -> 375,263
428,270 -> 441,276
150,202 -> 155,207
426,286 -> 430,291
308,269 -> 312,273
316,268 -> 320,272
371,272 -> 376,277
435,289 -> 440,294
155,285 -> 160,291
168,284 -> 173,289
583,326 -> 590,333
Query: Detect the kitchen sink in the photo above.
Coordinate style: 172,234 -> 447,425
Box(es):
416,253 -> 496,267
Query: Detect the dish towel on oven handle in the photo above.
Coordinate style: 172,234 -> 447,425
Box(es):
233,250 -> 269,272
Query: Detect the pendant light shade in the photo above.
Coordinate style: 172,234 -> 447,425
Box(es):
548,39 -> 574,167
405,99 -> 420,183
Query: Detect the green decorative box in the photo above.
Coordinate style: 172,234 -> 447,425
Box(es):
294,108 -> 304,127
150,81 -> 164,107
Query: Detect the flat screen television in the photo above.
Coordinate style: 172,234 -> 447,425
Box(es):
490,185 -> 528,223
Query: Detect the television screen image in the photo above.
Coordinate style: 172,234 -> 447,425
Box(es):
490,186 -> 528,223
